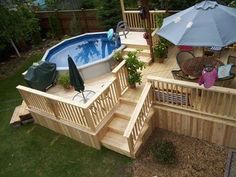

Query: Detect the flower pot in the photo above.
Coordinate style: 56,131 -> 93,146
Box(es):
143,32 -> 151,45
129,83 -> 136,89
158,58 -> 165,63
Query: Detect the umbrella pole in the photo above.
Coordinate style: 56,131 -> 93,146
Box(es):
81,91 -> 87,103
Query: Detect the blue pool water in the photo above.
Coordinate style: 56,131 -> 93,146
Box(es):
44,33 -> 121,68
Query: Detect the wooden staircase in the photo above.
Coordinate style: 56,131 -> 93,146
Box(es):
122,43 -> 152,66
101,87 -> 154,158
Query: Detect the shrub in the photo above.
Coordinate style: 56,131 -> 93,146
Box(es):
152,140 -> 177,164
48,13 -> 63,39
70,15 -> 81,36
113,51 -> 123,62
153,42 -> 167,58
58,73 -> 71,89
125,51 -> 145,86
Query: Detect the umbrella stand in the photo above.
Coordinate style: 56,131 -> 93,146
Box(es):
72,90 -> 95,103
81,91 -> 86,103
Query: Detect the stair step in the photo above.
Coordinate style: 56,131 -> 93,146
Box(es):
122,54 -> 151,65
139,56 -> 152,65
101,131 -> 130,157
10,106 -> 21,127
115,101 -> 136,119
121,87 -> 144,102
108,117 -> 129,134
119,97 -> 138,104
123,48 -> 150,57
124,44 -> 149,50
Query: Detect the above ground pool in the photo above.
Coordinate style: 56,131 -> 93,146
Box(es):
42,32 -> 125,80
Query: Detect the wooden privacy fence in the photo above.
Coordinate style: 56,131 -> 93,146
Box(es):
123,82 -> 153,155
112,60 -> 129,96
17,78 -> 119,132
124,10 -> 178,30
35,9 -> 103,35
148,76 -> 236,124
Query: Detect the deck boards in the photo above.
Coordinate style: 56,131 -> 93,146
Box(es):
46,32 -> 236,99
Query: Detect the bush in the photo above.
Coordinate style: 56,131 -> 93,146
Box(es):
152,140 -> 177,164
58,73 -> 71,89
48,13 -> 63,39
125,51 -> 145,86
153,42 -> 167,58
113,51 -> 123,62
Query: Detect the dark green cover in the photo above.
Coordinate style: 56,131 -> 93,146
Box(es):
24,61 -> 57,91
68,56 -> 85,92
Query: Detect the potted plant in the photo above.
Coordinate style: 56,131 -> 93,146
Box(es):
58,73 -> 72,89
143,31 -> 151,45
125,51 -> 145,88
153,42 -> 168,63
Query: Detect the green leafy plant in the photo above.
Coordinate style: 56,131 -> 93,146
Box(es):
48,13 -> 63,39
58,73 -> 71,89
125,51 -> 145,87
97,0 -> 122,29
152,140 -> 177,165
70,15 -> 81,36
153,42 -> 167,59
156,13 -> 164,29
113,51 -> 123,62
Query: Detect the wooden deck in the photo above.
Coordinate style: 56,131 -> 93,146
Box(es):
15,31 -> 236,158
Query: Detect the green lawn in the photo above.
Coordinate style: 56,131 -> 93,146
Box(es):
0,53 -> 132,177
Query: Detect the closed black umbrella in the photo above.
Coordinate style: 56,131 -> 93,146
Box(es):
67,55 -> 86,102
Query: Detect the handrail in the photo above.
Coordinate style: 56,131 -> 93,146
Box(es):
16,85 -> 87,109
123,82 -> 153,152
112,60 -> 126,73
17,77 -> 119,132
123,10 -> 180,30
148,75 -> 236,123
147,76 -> 236,95
124,10 -> 180,13
83,77 -> 116,107
112,60 -> 129,96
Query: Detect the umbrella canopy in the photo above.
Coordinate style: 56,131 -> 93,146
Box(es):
157,0 -> 236,47
68,55 -> 85,93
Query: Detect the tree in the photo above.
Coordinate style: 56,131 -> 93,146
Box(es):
97,0 -> 122,30
0,4 -> 40,57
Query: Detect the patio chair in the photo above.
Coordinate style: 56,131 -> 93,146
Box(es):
116,21 -> 130,38
215,65 -> 236,87
171,69 -> 198,82
178,45 -> 193,53
176,51 -> 195,69
227,55 -> 236,65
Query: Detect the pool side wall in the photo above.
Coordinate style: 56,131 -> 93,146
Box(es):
42,32 -> 125,80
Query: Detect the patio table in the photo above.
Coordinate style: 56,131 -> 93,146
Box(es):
180,56 -> 224,78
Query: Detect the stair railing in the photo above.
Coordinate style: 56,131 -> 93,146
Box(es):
112,60 -> 129,96
123,82 -> 153,155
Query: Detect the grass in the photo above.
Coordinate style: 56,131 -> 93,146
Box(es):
0,53 -> 132,177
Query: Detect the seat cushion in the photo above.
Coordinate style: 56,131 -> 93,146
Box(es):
218,64 -> 232,78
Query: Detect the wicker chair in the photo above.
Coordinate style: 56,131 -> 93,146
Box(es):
171,69 -> 198,82
176,51 -> 195,69
227,55 -> 236,65
116,21 -> 130,38
215,65 -> 236,87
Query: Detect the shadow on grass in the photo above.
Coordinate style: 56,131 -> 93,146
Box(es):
0,53 -> 133,177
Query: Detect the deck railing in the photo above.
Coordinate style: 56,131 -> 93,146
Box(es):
123,82 -> 153,154
112,60 -> 129,96
124,10 -> 179,30
17,77 -> 119,132
148,76 -> 236,123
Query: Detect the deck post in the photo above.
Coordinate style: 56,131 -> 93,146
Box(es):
140,0 -> 154,62
120,0 -> 126,22
83,109 -> 96,132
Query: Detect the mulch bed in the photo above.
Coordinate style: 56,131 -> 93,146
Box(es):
132,129 -> 228,177
0,39 -> 59,80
